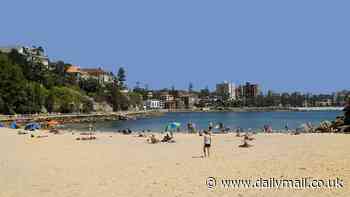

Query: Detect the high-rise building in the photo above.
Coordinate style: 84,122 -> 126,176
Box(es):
243,82 -> 259,98
216,81 -> 236,100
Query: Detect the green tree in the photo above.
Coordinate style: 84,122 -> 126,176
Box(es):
117,67 -> 126,88
129,92 -> 143,109
0,97 -> 4,113
110,89 -> 129,111
79,78 -> 101,93
17,82 -> 49,114
0,53 -> 27,114
46,87 -> 89,113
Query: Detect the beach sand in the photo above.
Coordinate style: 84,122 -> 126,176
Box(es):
0,128 -> 349,197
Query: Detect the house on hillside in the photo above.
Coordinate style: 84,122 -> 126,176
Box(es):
0,45 -> 49,66
65,65 -> 114,85
80,68 -> 114,84
65,65 -> 82,79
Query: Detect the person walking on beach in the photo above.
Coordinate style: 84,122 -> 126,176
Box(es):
203,131 -> 211,158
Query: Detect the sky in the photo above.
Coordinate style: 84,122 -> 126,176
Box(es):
1,0 -> 349,93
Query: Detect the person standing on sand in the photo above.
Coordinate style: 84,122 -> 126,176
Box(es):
203,131 -> 212,158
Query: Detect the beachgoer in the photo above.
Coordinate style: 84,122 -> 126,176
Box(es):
161,133 -> 173,142
127,128 -> 132,134
203,131 -> 211,157
267,125 -> 272,133
285,122 -> 289,132
208,122 -> 213,131
219,122 -> 224,132
192,123 -> 196,133
263,125 -> 268,133
187,122 -> 192,133
238,133 -> 254,148
236,128 -> 241,137
88,123 -> 93,131
149,134 -> 159,144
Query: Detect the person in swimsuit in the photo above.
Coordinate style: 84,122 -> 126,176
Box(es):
203,130 -> 212,157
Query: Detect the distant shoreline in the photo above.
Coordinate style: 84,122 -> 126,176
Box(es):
0,107 -> 343,125
166,106 -> 344,113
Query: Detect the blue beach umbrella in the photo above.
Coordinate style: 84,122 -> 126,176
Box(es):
24,123 -> 41,131
165,122 -> 181,131
169,122 -> 181,129
165,122 -> 181,137
10,121 -> 18,129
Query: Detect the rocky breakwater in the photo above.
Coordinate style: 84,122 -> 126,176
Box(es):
0,110 -> 165,126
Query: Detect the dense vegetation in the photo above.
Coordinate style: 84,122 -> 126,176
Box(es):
0,50 -> 142,115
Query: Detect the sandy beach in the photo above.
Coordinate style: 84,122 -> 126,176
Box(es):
0,128 -> 349,197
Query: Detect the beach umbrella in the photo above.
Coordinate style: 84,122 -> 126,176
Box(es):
24,123 -> 41,131
10,121 -> 18,129
165,122 -> 181,131
169,122 -> 181,129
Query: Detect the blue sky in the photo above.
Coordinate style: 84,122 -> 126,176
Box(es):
1,0 -> 349,93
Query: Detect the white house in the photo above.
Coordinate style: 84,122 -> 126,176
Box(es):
144,99 -> 162,109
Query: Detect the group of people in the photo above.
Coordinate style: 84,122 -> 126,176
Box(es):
147,132 -> 175,144
201,122 -> 256,158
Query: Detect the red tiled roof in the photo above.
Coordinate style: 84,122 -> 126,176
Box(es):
66,65 -> 80,73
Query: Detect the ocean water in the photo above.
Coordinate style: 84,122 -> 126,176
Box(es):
64,111 -> 343,132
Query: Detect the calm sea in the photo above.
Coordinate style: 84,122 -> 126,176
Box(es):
64,111 -> 342,132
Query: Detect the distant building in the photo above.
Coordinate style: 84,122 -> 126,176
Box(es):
160,92 -> 174,102
216,81 -> 236,100
315,99 -> 333,107
66,65 -> 114,85
0,45 -> 49,66
242,82 -> 259,98
164,100 -> 177,110
180,94 -> 198,109
235,85 -> 244,99
80,68 -> 114,84
66,65 -> 82,79
144,99 -> 162,109
173,98 -> 184,109
147,91 -> 153,99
